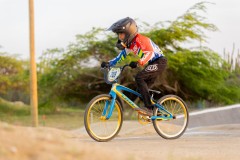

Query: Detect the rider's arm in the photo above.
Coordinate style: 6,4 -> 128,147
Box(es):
135,36 -> 155,66
137,38 -> 163,66
138,51 -> 154,66
109,49 -> 127,67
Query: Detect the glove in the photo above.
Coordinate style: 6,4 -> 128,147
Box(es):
101,62 -> 109,68
129,61 -> 138,68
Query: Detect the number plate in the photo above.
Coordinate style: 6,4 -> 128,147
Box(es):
108,68 -> 121,82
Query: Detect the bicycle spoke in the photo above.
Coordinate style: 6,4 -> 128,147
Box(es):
173,101 -> 177,114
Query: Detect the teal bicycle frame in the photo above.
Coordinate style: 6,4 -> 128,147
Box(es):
102,83 -> 174,121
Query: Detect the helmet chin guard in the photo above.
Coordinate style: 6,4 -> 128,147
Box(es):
115,39 -> 127,50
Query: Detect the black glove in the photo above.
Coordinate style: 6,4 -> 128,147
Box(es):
101,62 -> 109,68
129,61 -> 138,68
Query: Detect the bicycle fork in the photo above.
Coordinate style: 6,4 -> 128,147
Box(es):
101,91 -> 117,120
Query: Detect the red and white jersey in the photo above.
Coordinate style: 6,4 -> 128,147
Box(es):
109,34 -> 164,66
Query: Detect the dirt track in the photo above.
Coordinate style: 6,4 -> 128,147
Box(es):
76,122 -> 240,160
1,105 -> 240,160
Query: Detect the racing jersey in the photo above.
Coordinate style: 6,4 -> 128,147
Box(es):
109,34 -> 164,66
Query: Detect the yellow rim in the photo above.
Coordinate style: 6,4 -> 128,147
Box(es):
86,97 -> 122,140
156,97 -> 188,138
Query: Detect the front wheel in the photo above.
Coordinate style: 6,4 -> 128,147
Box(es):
153,95 -> 189,139
84,94 -> 123,142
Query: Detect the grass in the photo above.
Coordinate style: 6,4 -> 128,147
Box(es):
1,97 -> 217,130
0,97 -> 139,130
0,98 -> 85,130
38,108 -> 85,130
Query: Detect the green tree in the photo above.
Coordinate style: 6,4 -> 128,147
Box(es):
38,2 -> 240,108
0,53 -> 29,103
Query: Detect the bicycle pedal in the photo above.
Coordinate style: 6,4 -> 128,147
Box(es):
134,108 -> 152,116
138,111 -> 149,116
138,114 -> 152,124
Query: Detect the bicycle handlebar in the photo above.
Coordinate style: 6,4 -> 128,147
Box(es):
101,64 -> 130,72
101,64 -> 130,84
120,64 -> 129,72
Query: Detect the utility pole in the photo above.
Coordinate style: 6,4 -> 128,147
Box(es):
29,0 -> 38,127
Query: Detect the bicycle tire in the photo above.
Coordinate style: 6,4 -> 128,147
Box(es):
153,95 -> 189,139
84,94 -> 123,142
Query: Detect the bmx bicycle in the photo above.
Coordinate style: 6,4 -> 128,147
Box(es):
84,64 -> 189,142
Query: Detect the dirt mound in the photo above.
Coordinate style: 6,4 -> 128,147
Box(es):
0,122 -> 134,160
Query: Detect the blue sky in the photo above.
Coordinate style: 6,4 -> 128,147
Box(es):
0,0 -> 239,59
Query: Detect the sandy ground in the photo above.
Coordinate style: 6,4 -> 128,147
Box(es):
76,121 -> 240,160
0,122 -> 132,160
1,120 -> 240,160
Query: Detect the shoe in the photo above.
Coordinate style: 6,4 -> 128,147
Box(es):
134,106 -> 153,116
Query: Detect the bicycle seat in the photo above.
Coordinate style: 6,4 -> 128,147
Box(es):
148,89 -> 161,94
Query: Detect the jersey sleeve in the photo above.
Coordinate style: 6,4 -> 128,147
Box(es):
135,37 -> 155,66
138,51 -> 154,66
108,49 -> 127,67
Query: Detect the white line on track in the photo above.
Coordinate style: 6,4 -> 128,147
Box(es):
189,104 -> 240,116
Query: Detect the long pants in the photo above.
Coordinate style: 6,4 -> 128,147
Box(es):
135,57 -> 167,108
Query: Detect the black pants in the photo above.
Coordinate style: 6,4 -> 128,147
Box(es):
135,57 -> 167,108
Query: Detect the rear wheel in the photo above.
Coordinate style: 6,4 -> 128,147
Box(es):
84,94 -> 123,142
153,95 -> 189,139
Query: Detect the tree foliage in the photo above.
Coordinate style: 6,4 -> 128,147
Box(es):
36,2 -> 240,107
0,2 -> 238,111
0,53 -> 29,103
